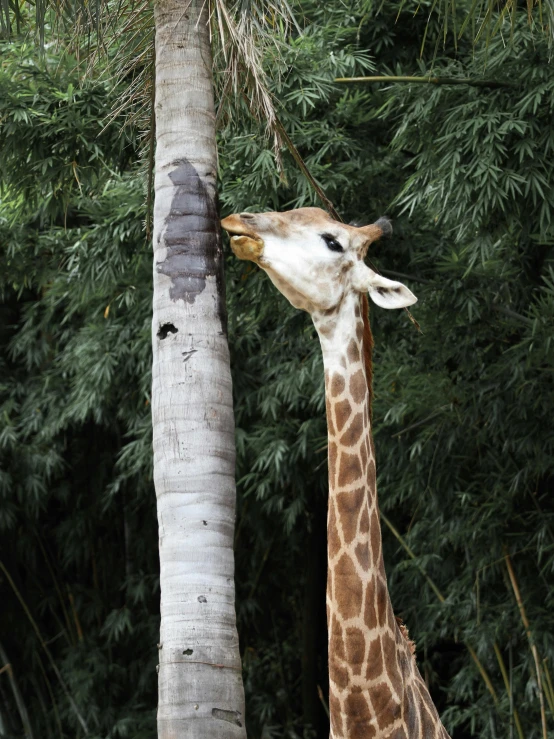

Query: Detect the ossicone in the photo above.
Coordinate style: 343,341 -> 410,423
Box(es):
358,217 -> 392,249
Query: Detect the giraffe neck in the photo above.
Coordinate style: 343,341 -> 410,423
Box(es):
313,293 -> 449,739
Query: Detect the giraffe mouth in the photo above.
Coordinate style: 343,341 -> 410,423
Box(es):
221,216 -> 261,241
221,215 -> 265,261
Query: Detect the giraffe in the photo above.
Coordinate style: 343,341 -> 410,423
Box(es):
222,207 -> 451,739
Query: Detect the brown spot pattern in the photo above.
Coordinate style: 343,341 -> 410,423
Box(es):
347,338 -> 360,363
404,687 -> 420,738
337,487 -> 365,514
359,506 -> 369,534
325,397 -> 336,436
355,541 -> 370,571
381,632 -> 396,664
329,692 -> 344,737
367,457 -> 376,488
337,452 -> 363,488
340,412 -> 364,448
350,369 -> 367,404
420,704 -> 439,737
328,501 -> 341,559
338,499 -> 361,546
331,373 -> 346,397
335,553 -> 364,620
365,637 -> 383,681
335,398 -> 352,432
370,508 -> 381,561
329,652 -> 349,691
379,597 -> 394,641
328,442 -> 338,483
345,627 -> 366,674
372,682 -> 400,728
345,691 -> 376,739
364,577 -> 378,630
382,631 -> 403,697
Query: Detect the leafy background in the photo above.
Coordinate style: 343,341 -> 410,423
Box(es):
1,1 -> 554,737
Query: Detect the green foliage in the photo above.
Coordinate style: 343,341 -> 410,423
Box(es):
369,19 -> 554,737
0,42 -> 157,738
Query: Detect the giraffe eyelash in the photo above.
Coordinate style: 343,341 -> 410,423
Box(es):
321,233 -> 344,253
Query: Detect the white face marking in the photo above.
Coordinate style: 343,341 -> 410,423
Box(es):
221,208 -> 417,313
258,226 -> 357,311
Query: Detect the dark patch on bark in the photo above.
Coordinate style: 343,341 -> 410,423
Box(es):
197,595 -> 207,603
212,708 -> 243,727
157,159 -> 228,335
157,322 -> 178,340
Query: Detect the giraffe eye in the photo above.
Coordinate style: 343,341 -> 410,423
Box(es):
321,233 -> 344,253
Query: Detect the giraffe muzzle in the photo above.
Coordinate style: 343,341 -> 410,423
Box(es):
221,214 -> 265,262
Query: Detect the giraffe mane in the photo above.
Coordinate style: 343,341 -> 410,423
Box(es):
362,293 -> 419,662
361,293 -> 374,421
396,615 -> 417,656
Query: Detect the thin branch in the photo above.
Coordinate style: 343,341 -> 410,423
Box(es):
67,589 -> 84,642
504,549 -> 548,739
541,659 -> 554,713
335,75 -> 515,89
36,652 -> 64,739
380,512 -> 499,703
493,305 -> 535,327
381,269 -> 432,285
493,643 -> 525,739
380,512 -> 446,604
317,684 -> 330,718
34,532 -> 74,645
0,560 -> 90,735
543,659 -> 554,713
391,404 -> 451,438
0,642 -> 35,739
247,532 -> 276,600
273,115 -> 342,221
465,645 -> 499,703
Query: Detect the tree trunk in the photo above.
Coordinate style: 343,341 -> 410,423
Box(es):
152,1 -> 246,736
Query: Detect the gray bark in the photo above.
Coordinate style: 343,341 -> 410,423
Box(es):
152,0 -> 246,735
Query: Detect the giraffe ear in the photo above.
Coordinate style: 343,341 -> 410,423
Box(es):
352,263 -> 417,309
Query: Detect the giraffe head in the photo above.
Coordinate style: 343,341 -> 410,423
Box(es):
221,207 -> 416,314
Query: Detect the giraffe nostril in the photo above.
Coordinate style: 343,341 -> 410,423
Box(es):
240,213 -> 255,220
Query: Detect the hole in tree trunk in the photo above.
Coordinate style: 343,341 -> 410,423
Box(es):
157,323 -> 178,340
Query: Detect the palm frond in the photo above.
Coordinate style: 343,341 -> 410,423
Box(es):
210,0 -> 292,161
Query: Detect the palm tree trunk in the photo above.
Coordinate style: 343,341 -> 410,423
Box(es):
152,1 -> 246,736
